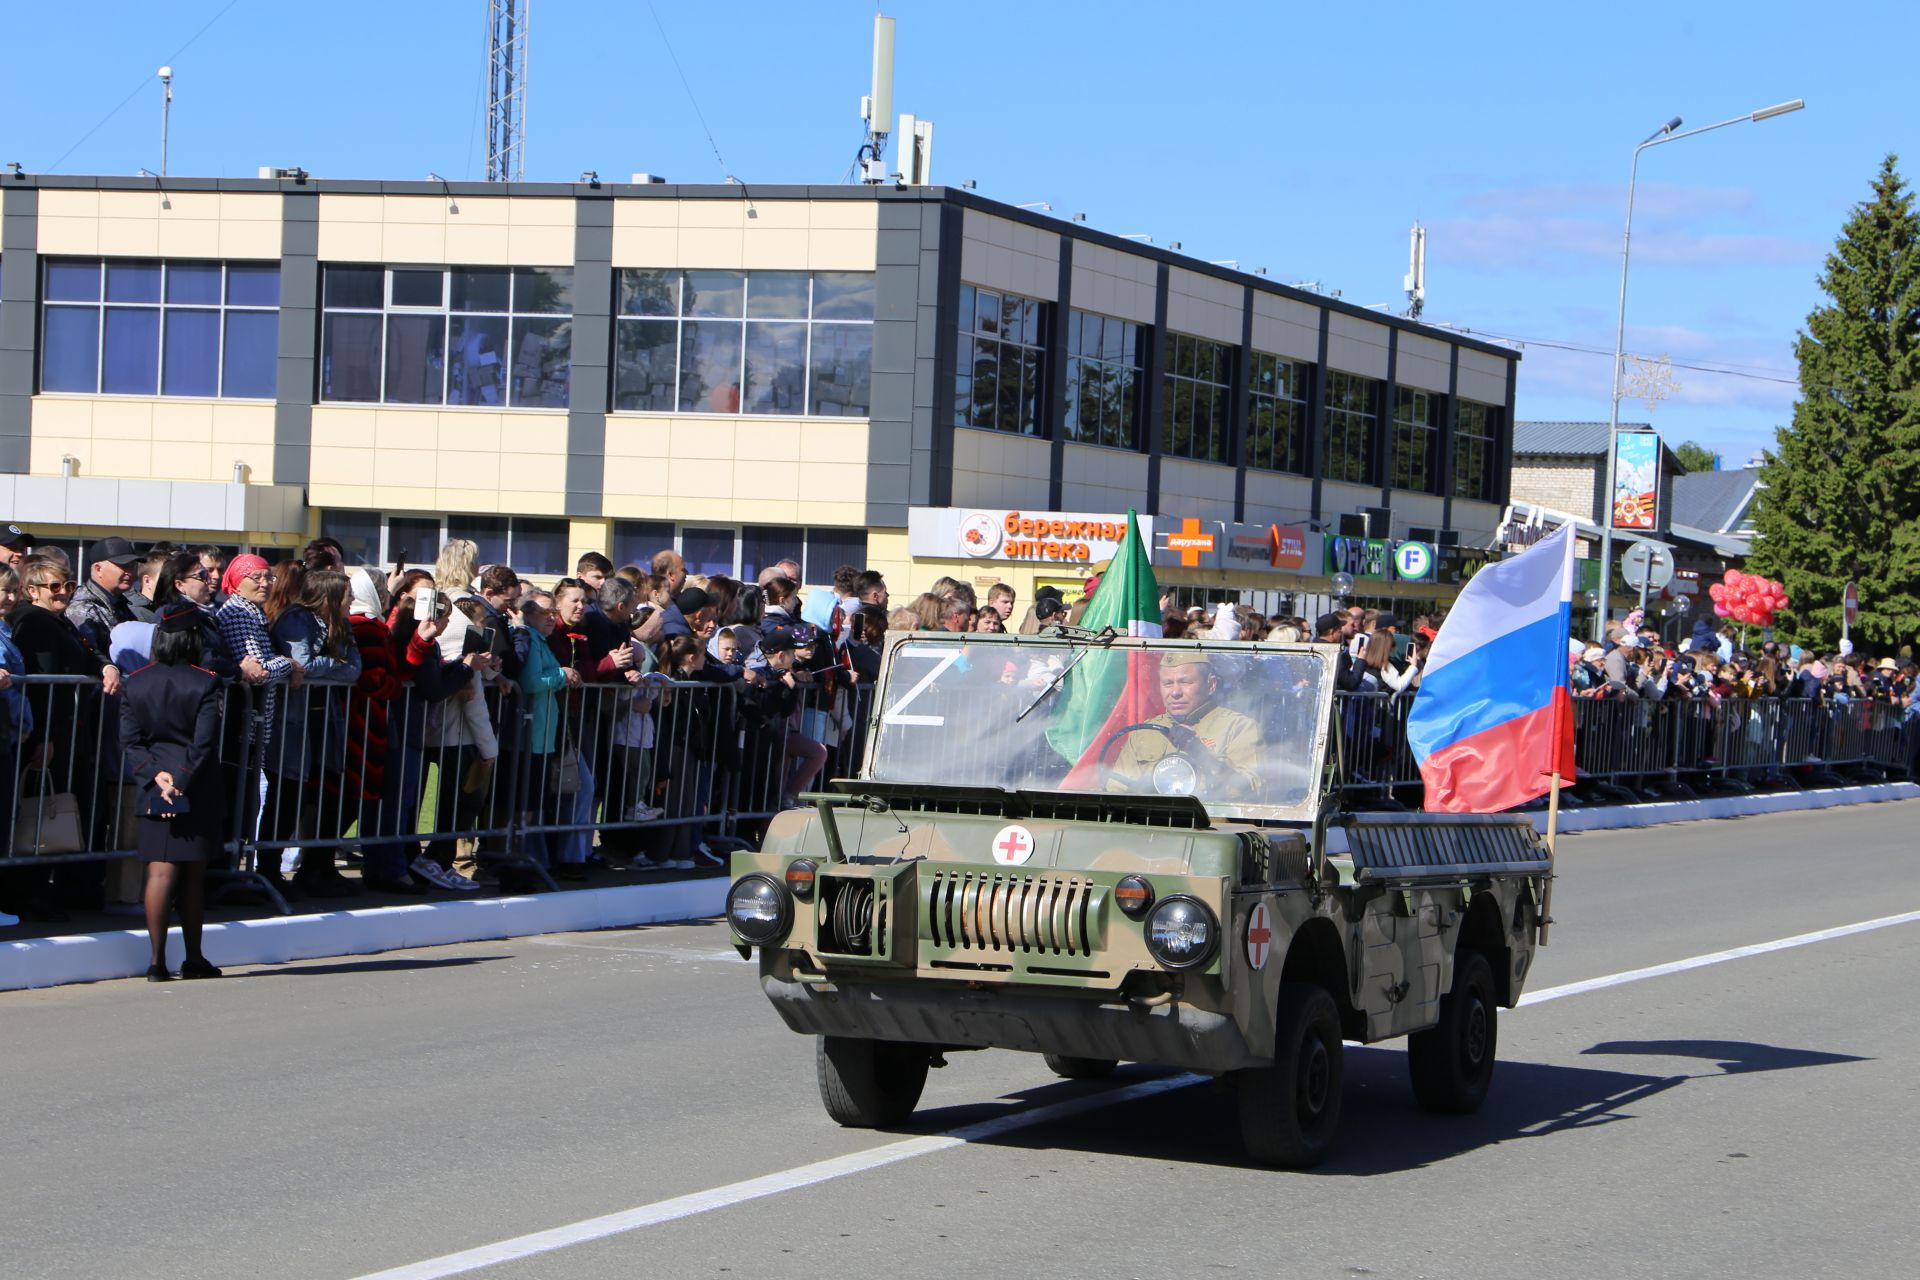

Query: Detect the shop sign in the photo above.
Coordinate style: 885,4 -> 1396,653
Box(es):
1326,536 -> 1393,581
908,508 -> 1140,565
1393,540 -> 1435,582
1157,516 -> 1220,569
1156,519 -> 1320,576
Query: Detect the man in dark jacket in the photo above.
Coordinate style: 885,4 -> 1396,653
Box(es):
67,536 -> 141,655
1315,612 -> 1365,692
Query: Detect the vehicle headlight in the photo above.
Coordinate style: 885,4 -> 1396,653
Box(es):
727,874 -> 791,946
1152,754 -> 1199,796
1145,895 -> 1217,970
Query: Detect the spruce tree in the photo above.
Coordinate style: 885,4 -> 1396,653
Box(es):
1749,155 -> 1920,650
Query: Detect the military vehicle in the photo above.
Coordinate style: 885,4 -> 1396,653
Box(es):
725,630 -> 1553,1166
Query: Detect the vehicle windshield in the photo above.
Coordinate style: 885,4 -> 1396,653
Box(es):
864,634 -> 1334,823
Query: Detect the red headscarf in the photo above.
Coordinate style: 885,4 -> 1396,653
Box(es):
220,553 -> 269,596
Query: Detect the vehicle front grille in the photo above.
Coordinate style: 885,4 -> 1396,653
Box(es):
925,870 -> 1094,956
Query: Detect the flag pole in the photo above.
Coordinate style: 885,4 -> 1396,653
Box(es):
1539,772 -> 1559,946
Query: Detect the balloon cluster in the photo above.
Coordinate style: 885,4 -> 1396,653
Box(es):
1707,569 -> 1788,626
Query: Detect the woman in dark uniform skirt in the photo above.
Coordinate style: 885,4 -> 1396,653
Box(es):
120,602 -> 229,981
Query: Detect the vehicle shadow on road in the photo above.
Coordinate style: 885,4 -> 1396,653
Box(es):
915,1038 -> 1867,1174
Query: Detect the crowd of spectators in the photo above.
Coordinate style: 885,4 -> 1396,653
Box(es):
1,516 -> 1915,946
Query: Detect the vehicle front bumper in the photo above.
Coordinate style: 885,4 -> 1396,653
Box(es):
762,974 -> 1265,1073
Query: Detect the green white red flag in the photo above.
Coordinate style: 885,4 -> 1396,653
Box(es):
1045,510 -> 1164,783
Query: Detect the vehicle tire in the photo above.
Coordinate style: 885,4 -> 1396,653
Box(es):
816,1035 -> 930,1128
1236,983 -> 1344,1168
1407,948 -> 1498,1115
1042,1052 -> 1118,1080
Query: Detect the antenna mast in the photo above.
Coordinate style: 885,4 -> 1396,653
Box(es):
486,0 -> 529,181
1404,222 -> 1426,319
857,14 -> 895,183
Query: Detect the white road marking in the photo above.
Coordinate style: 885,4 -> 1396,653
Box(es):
1518,908 -> 1920,1006
349,1074 -> 1203,1280
353,907 -> 1920,1280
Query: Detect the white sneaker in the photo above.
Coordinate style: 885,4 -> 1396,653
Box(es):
695,844 -> 724,867
625,803 -> 664,822
669,858 -> 695,870
627,855 -> 666,871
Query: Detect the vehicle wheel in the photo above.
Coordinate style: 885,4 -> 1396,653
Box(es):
1042,1052 -> 1118,1080
816,1035 -> 930,1128
1236,983 -> 1344,1167
1407,948 -> 1498,1114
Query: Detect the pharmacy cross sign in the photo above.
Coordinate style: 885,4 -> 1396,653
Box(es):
991,823 -> 1036,867
1167,517 -> 1218,568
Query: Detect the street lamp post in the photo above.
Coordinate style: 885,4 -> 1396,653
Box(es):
158,66 -> 173,177
1591,98 -> 1805,642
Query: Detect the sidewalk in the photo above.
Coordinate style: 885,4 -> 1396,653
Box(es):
6,781 -> 1916,992
2,859 -> 728,992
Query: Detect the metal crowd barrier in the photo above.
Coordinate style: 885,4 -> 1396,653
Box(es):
1328,690 -> 1914,809
5,666 -> 1912,916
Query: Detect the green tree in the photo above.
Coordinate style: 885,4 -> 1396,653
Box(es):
1749,155 -> 1920,650
1673,440 -> 1717,472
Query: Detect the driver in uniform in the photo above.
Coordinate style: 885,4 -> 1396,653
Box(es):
1108,653 -> 1262,797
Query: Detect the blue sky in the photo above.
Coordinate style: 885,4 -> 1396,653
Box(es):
6,0 -> 1914,469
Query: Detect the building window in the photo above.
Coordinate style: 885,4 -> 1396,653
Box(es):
1161,332 -> 1234,464
1063,310 -> 1142,450
1322,370 -> 1380,485
319,265 -> 573,409
1246,351 -> 1309,474
954,283 -> 1048,436
1454,399 -> 1501,501
41,258 -> 280,399
1392,387 -> 1442,494
321,511 -> 571,574
614,270 -> 873,417
613,521 -> 871,583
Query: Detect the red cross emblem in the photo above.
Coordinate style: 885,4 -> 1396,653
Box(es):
1246,901 -> 1273,970
991,824 -> 1035,867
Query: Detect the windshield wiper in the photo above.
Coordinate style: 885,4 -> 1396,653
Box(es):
1014,626 -> 1118,723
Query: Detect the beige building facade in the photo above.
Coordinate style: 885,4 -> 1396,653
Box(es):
0,176 -> 1517,595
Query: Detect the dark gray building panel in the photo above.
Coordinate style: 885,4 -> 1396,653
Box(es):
1378,328 -> 1399,511
1046,238 -> 1073,510
0,188 -> 37,471
925,206 -> 963,510
1143,263 -> 1171,512
1231,286 -> 1253,520
1441,345 -> 1461,529
273,192 -> 319,485
1308,310 -> 1331,522
565,196 -> 615,517
870,199 -> 945,525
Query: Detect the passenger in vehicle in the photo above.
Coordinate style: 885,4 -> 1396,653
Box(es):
1106,653 -> 1262,797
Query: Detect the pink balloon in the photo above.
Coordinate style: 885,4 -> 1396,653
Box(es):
1714,603 -> 1731,617
1725,570 -> 1744,586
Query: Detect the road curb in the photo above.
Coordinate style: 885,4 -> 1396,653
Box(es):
1526,781 -> 1920,833
0,876 -> 728,992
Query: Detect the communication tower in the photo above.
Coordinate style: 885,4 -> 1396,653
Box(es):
486,0 -> 529,181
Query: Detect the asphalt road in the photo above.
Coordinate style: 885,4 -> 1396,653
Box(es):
5,800 -> 1919,1280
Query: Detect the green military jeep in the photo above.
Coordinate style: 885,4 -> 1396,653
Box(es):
726,630 -> 1551,1166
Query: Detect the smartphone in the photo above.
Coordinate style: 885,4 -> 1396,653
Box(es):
414,586 -> 439,623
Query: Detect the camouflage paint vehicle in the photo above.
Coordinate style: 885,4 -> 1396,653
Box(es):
726,630 -> 1552,1166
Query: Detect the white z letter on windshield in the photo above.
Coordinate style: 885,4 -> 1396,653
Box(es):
881,649 -> 963,727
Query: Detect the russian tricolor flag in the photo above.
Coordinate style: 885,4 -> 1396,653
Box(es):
1407,522 -> 1578,813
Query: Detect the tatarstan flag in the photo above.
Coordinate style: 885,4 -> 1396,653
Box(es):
1046,510 -> 1165,784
